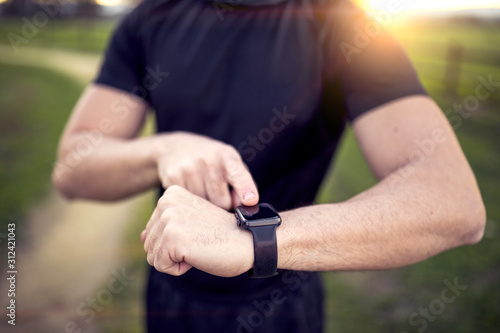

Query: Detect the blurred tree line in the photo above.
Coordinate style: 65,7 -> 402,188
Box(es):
0,0 -> 138,18
1,0 -> 99,18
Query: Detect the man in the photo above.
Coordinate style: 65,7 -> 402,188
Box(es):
52,0 -> 486,331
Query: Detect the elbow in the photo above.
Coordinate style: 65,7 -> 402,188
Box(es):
464,204 -> 486,245
52,141 -> 82,200
458,194 -> 486,246
51,163 -> 78,200
51,158 -> 129,202
51,163 -> 106,201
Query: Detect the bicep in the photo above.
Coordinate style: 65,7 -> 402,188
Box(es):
352,95 -> 471,180
60,83 -> 149,145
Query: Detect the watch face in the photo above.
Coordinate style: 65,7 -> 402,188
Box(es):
236,203 -> 281,227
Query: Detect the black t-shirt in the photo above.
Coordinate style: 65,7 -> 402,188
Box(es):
95,0 -> 426,298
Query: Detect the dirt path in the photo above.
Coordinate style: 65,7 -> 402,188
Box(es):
0,44 -> 102,86
0,45 -> 153,332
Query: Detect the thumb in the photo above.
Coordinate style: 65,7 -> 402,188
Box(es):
140,230 -> 147,243
223,155 -> 259,206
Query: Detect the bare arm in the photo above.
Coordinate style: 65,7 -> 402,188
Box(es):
276,95 -> 486,271
142,95 -> 486,277
53,84 -> 259,208
53,84 -> 158,200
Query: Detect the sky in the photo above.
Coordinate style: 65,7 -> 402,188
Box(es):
358,0 -> 500,12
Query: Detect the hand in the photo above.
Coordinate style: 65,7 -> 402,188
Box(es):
141,185 -> 254,277
154,132 -> 259,210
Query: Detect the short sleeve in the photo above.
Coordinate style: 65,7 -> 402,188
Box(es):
321,0 -> 427,121
95,7 -> 148,101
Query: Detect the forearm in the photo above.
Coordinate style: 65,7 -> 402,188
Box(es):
277,163 -> 485,272
53,134 -> 162,201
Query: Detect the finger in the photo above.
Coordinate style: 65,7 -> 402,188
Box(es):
231,188 -> 241,210
144,207 -> 163,253
156,261 -> 192,276
143,207 -> 157,249
153,241 -> 192,276
152,242 -> 173,272
158,167 -> 175,189
223,155 -> 259,206
205,169 -> 232,210
183,165 -> 206,199
145,217 -> 164,255
163,167 -> 187,190
174,262 -> 193,276
143,205 -> 160,243
146,213 -> 169,264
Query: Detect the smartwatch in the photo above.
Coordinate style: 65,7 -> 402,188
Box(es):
235,203 -> 281,278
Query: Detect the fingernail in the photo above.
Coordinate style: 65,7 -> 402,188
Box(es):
243,191 -> 256,201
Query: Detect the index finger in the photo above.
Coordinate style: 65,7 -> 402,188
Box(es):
222,153 -> 259,206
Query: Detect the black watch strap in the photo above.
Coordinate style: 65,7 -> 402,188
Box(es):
247,225 -> 279,278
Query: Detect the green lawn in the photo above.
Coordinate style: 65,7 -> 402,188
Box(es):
0,16 -> 498,333
0,63 -> 82,233
0,18 -> 116,53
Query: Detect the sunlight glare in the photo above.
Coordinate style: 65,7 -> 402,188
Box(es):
95,0 -> 123,6
361,0 -> 500,12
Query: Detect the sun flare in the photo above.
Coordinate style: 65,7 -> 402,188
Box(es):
95,0 -> 124,6
358,0 -> 500,12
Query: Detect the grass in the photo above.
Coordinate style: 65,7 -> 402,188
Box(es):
0,62 -> 82,234
0,18 -> 115,232
0,18 -> 116,53
0,15 -> 498,333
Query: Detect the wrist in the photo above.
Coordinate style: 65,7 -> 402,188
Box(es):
149,132 -> 176,164
235,203 -> 281,277
276,209 -> 294,270
149,131 -> 205,166
227,211 -> 255,273
148,132 -> 187,185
